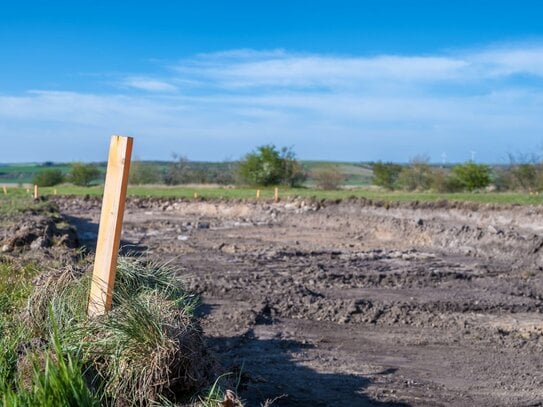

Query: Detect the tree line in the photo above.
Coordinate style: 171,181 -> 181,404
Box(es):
31,146 -> 543,193
372,154 -> 543,193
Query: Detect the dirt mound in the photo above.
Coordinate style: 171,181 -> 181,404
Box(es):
1,211 -> 79,253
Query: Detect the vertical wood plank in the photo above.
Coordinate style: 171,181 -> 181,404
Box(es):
256,189 -> 260,199
34,185 -> 38,199
274,187 -> 279,203
2,186 -> 7,195
88,135 -> 133,317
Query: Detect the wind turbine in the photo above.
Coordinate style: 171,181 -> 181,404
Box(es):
470,150 -> 476,161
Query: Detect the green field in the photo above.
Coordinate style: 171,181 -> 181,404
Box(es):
0,160 -> 373,186
0,163 -> 102,184
2,184 -> 542,205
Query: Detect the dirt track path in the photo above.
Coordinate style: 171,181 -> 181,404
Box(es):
59,197 -> 543,406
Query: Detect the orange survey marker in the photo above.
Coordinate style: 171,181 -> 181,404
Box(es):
88,136 -> 133,317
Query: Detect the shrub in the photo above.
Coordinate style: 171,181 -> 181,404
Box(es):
279,146 -> 307,187
32,169 -> 64,187
451,161 -> 491,191
68,163 -> 100,187
128,161 -> 161,185
430,168 -> 464,192
314,166 -> 345,190
398,157 -> 433,191
237,145 -> 305,186
372,162 -> 402,190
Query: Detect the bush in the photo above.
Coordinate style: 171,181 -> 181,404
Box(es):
68,163 -> 100,187
128,161 -> 161,185
451,161 -> 491,191
279,147 -> 307,187
237,145 -> 306,186
314,166 -> 344,190
430,168 -> 464,192
32,169 -> 64,187
398,157 -> 433,191
372,162 -> 402,190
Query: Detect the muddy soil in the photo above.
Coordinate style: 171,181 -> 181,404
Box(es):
56,197 -> 543,406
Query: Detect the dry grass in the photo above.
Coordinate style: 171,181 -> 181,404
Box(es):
8,256 -> 217,406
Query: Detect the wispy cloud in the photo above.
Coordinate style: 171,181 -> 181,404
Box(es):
1,43 -> 543,162
121,77 -> 178,92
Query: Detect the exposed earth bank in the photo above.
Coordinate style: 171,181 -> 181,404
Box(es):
55,196 -> 543,406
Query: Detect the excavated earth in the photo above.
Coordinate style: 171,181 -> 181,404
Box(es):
55,196 -> 543,406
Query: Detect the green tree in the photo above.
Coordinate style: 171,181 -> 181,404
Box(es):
398,156 -> 434,191
33,169 -> 64,187
314,165 -> 344,190
372,162 -> 402,190
237,145 -> 305,186
451,161 -> 491,191
279,147 -> 307,187
129,161 -> 160,185
68,163 -> 101,187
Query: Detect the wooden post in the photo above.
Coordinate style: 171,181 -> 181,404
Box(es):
88,136 -> 133,318
2,186 -> 6,195
274,187 -> 279,203
194,192 -> 198,199
256,189 -> 260,199
33,185 -> 38,199
54,188 -> 58,195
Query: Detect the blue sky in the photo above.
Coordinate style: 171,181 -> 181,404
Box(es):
1,1 -> 543,163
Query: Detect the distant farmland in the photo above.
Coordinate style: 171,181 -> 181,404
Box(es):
0,160 -> 374,186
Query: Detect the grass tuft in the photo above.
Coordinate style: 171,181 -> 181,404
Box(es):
17,255 -> 214,406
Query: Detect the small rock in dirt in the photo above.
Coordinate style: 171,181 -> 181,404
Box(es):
197,222 -> 210,229
30,237 -> 48,250
1,244 -> 11,253
177,235 -> 190,241
219,243 -> 237,254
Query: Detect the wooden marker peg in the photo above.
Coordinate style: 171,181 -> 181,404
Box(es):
274,187 -> 279,203
256,189 -> 261,199
34,185 -> 38,199
88,136 -> 133,317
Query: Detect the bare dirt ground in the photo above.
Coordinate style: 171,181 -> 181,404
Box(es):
56,196 -> 543,406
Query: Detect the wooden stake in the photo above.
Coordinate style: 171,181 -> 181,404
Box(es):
54,188 -> 58,195
2,186 -> 6,195
256,189 -> 261,199
274,187 -> 279,203
88,136 -> 133,318
194,192 -> 198,199
33,185 -> 38,199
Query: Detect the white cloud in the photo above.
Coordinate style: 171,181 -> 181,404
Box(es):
122,77 -> 178,92
1,43 -> 543,162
